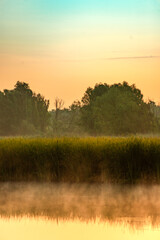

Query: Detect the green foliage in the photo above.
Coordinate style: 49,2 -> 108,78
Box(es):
0,137 -> 160,183
0,81 -> 159,136
149,101 -> 160,132
49,106 -> 83,137
81,83 -> 109,105
80,82 -> 156,135
0,81 -> 49,135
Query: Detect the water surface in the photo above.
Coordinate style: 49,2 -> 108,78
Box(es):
1,183 -> 160,239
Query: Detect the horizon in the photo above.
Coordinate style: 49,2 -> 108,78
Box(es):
0,80 -> 160,110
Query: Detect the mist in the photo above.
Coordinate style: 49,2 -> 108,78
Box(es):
1,183 -> 160,227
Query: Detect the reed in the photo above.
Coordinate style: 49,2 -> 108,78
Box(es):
0,137 -> 160,183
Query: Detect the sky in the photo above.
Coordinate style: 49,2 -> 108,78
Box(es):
0,0 -> 160,108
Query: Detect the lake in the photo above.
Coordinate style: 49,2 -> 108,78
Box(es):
0,183 -> 160,239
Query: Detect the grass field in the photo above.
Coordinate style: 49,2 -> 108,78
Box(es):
0,137 -> 160,183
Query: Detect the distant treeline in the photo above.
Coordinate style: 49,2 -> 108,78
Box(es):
0,81 -> 160,136
0,137 -> 160,183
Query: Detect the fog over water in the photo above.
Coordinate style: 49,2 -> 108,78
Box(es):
1,183 -> 160,240
1,183 -> 160,226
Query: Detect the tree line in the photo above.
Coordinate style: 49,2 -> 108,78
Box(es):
0,81 -> 160,136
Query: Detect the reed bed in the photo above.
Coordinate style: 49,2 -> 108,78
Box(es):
0,137 -> 160,183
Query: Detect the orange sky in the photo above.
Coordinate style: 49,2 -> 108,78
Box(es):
0,54 -> 160,108
0,0 -> 160,108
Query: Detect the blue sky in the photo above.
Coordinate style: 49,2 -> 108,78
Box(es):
1,0 -> 159,53
1,0 -> 160,19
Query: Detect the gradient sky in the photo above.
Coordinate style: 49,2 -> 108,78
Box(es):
0,0 -> 160,108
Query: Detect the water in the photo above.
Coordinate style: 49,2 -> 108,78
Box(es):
1,217 -> 160,240
0,183 -> 160,240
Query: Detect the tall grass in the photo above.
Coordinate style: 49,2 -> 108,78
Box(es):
0,137 -> 160,183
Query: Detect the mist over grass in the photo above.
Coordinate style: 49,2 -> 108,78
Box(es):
0,137 -> 160,183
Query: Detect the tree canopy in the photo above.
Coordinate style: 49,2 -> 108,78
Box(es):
80,82 -> 155,135
0,81 -> 49,135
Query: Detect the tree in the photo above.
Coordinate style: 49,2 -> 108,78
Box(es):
34,93 -> 50,132
52,98 -> 64,135
148,100 -> 160,132
80,82 -> 155,135
80,83 -> 109,133
49,100 -> 83,136
81,83 -> 109,106
0,81 -> 50,135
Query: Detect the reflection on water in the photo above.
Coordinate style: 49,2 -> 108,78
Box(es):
1,183 -> 160,239
1,217 -> 160,240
